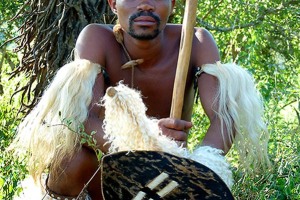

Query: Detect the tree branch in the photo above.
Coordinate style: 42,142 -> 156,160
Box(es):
195,0 -> 300,32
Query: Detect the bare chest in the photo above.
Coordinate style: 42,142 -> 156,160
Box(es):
104,48 -> 194,118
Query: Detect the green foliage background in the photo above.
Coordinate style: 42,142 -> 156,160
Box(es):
1,0 -> 299,199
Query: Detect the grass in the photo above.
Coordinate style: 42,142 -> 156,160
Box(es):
232,128 -> 299,200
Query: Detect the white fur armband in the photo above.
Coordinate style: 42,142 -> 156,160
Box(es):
201,62 -> 270,170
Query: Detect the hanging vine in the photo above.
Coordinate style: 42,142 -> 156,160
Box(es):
6,0 -> 115,112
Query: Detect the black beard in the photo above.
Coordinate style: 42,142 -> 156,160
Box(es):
128,11 -> 161,40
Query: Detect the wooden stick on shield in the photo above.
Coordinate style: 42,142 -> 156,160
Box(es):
170,0 -> 198,119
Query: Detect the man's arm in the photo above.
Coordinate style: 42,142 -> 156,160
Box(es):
83,74 -> 109,153
198,73 -> 233,154
75,24 -> 110,153
194,28 -> 232,154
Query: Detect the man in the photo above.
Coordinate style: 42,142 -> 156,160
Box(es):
13,0 -> 268,199
46,0 -> 231,199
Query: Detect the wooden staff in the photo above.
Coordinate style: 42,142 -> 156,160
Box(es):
170,0 -> 198,119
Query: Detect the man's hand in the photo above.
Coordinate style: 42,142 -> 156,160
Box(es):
158,118 -> 193,147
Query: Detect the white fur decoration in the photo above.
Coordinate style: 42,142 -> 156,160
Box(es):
201,62 -> 270,169
101,82 -> 233,189
11,59 -> 101,199
10,59 -> 101,182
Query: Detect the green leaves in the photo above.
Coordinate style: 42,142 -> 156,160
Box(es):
59,117 -> 103,162
0,0 -> 26,45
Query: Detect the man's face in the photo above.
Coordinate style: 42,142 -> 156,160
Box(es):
111,0 -> 174,40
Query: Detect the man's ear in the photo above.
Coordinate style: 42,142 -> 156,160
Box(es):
108,0 -> 117,14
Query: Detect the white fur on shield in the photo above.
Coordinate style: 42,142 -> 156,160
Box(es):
102,83 -> 234,189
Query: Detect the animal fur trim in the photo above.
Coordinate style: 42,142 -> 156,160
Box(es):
201,62 -> 270,170
10,59 -> 102,182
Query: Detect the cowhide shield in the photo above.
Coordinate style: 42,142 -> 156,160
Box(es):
101,151 -> 234,200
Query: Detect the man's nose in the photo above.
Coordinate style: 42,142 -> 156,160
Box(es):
137,0 -> 155,12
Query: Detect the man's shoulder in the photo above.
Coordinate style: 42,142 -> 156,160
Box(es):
77,23 -> 117,44
81,23 -> 114,37
191,27 -> 220,66
194,27 -> 213,38
75,24 -> 119,64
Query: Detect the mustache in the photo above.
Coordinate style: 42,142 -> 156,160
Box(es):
129,11 -> 161,23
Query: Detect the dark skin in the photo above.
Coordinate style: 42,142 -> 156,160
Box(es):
48,0 -> 232,199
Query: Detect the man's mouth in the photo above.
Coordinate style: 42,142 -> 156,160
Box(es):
129,11 -> 161,27
133,16 -> 157,26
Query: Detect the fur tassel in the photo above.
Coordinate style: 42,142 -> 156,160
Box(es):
102,84 -> 185,156
201,62 -> 270,170
10,59 -> 102,182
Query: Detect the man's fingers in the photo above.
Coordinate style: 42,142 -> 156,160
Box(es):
158,118 -> 193,131
157,118 -> 193,146
160,127 -> 187,141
